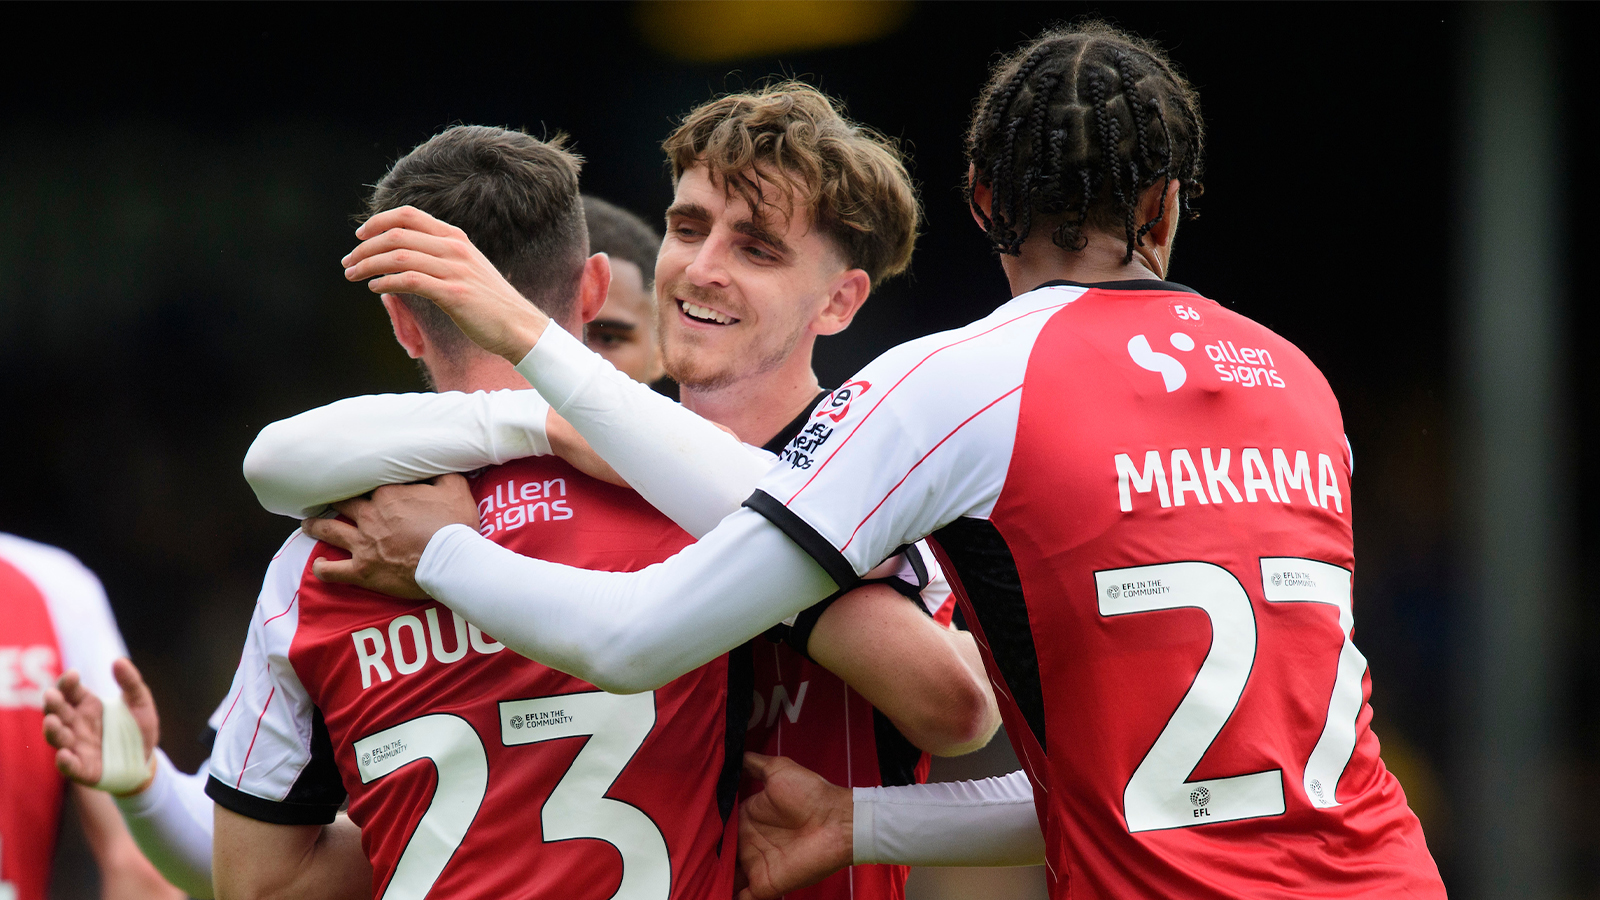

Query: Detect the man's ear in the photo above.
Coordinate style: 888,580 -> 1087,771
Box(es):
382,294 -> 428,360
968,164 -> 993,230
577,253 -> 612,325
1137,179 -> 1183,250
813,269 -> 872,337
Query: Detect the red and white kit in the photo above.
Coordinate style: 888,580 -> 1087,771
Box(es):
747,529 -> 954,900
0,534 -> 128,900
207,457 -> 739,900
748,281 -> 1445,898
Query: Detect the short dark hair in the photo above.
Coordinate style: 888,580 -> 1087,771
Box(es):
367,125 -> 588,354
967,22 -> 1205,261
663,80 -> 919,287
582,196 -> 660,286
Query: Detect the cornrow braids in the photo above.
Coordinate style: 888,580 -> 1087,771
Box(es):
966,21 -> 1205,261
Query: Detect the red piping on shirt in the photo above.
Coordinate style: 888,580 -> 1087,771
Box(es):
838,384 -> 1024,553
263,592 -> 298,627
785,302 -> 1069,506
236,685 -> 276,789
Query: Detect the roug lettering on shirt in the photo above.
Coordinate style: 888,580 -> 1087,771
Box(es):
477,476 -> 574,538
1114,447 -> 1345,514
350,607 -> 505,690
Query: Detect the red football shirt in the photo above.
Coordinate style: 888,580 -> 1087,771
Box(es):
208,457 -> 739,900
0,534 -> 129,900
748,281 -> 1444,898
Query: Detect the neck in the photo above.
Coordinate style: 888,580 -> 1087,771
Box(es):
431,318 -> 583,393
1000,228 -> 1166,298
678,342 -> 823,446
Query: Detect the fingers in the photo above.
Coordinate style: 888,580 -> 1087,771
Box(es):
111,658 -> 152,708
55,669 -> 85,703
430,473 -> 470,490
343,244 -> 460,291
354,206 -> 462,242
743,751 -> 787,782
311,557 -> 363,586
304,516 -> 361,551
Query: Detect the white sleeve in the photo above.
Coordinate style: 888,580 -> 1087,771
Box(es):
205,532 -> 346,823
243,390 -> 554,519
751,291 -> 1074,577
852,770 -> 1044,867
0,534 -> 128,697
514,324 -> 773,538
415,509 -> 837,693
113,750 -> 215,898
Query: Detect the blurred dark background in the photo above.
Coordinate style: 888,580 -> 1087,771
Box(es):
3,3 -> 1593,897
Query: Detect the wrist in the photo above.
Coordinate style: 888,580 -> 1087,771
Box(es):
111,754 -> 160,798
502,311 -> 550,365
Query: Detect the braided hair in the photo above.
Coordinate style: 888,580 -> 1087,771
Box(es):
967,22 -> 1204,261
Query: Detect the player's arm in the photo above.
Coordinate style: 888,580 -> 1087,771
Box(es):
44,660 -> 217,898
335,205 -> 772,536
806,585 -> 998,757
243,389 -> 555,518
213,808 -> 368,900
738,753 -> 1043,899
71,785 -> 186,900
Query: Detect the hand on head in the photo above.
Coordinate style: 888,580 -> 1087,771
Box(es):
736,752 -> 854,900
303,473 -> 481,600
342,206 -> 552,363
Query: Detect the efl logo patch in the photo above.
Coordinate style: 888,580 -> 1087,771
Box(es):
816,380 -> 871,422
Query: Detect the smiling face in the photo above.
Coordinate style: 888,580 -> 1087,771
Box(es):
654,165 -> 855,392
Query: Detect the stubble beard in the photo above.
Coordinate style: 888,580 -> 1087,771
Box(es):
657,282 -> 807,394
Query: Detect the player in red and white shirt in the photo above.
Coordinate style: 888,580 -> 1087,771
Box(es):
2,533 -> 184,900
206,127 -> 745,900
262,89 -> 995,900
320,25 -> 1446,900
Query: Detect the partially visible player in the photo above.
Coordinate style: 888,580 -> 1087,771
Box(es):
323,22 -> 1447,899
1,533 -> 185,900
207,125 -> 741,900
581,195 -> 669,387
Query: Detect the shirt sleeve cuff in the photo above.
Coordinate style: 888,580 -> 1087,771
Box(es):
742,490 -> 859,589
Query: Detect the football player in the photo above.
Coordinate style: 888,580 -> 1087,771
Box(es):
325,22 -> 1447,900
4,533 -> 185,900
252,83 -> 999,900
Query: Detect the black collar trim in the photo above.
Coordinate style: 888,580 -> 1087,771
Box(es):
761,389 -> 832,455
1032,278 -> 1200,295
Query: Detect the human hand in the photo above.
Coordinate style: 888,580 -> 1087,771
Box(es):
342,205 -> 550,362
737,753 -> 853,900
43,659 -> 160,795
303,474 -> 480,599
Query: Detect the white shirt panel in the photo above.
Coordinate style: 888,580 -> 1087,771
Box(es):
207,531 -> 321,802
756,286 -> 1085,576
0,532 -> 128,697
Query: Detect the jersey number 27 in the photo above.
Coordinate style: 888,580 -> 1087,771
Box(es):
1096,558 -> 1365,833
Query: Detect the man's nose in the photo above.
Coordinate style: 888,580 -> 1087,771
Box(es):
684,233 -> 733,287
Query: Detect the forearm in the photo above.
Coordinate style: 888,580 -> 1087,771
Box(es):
244,391 -> 551,518
112,751 -> 215,898
515,324 -> 771,537
72,786 -> 185,900
853,770 -> 1044,867
807,588 -> 999,757
416,509 -> 836,692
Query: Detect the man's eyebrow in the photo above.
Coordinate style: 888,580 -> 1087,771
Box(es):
664,202 -> 712,223
732,220 -> 791,257
588,319 -> 637,331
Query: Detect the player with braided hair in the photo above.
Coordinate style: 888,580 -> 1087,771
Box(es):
322,22 -> 1445,899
